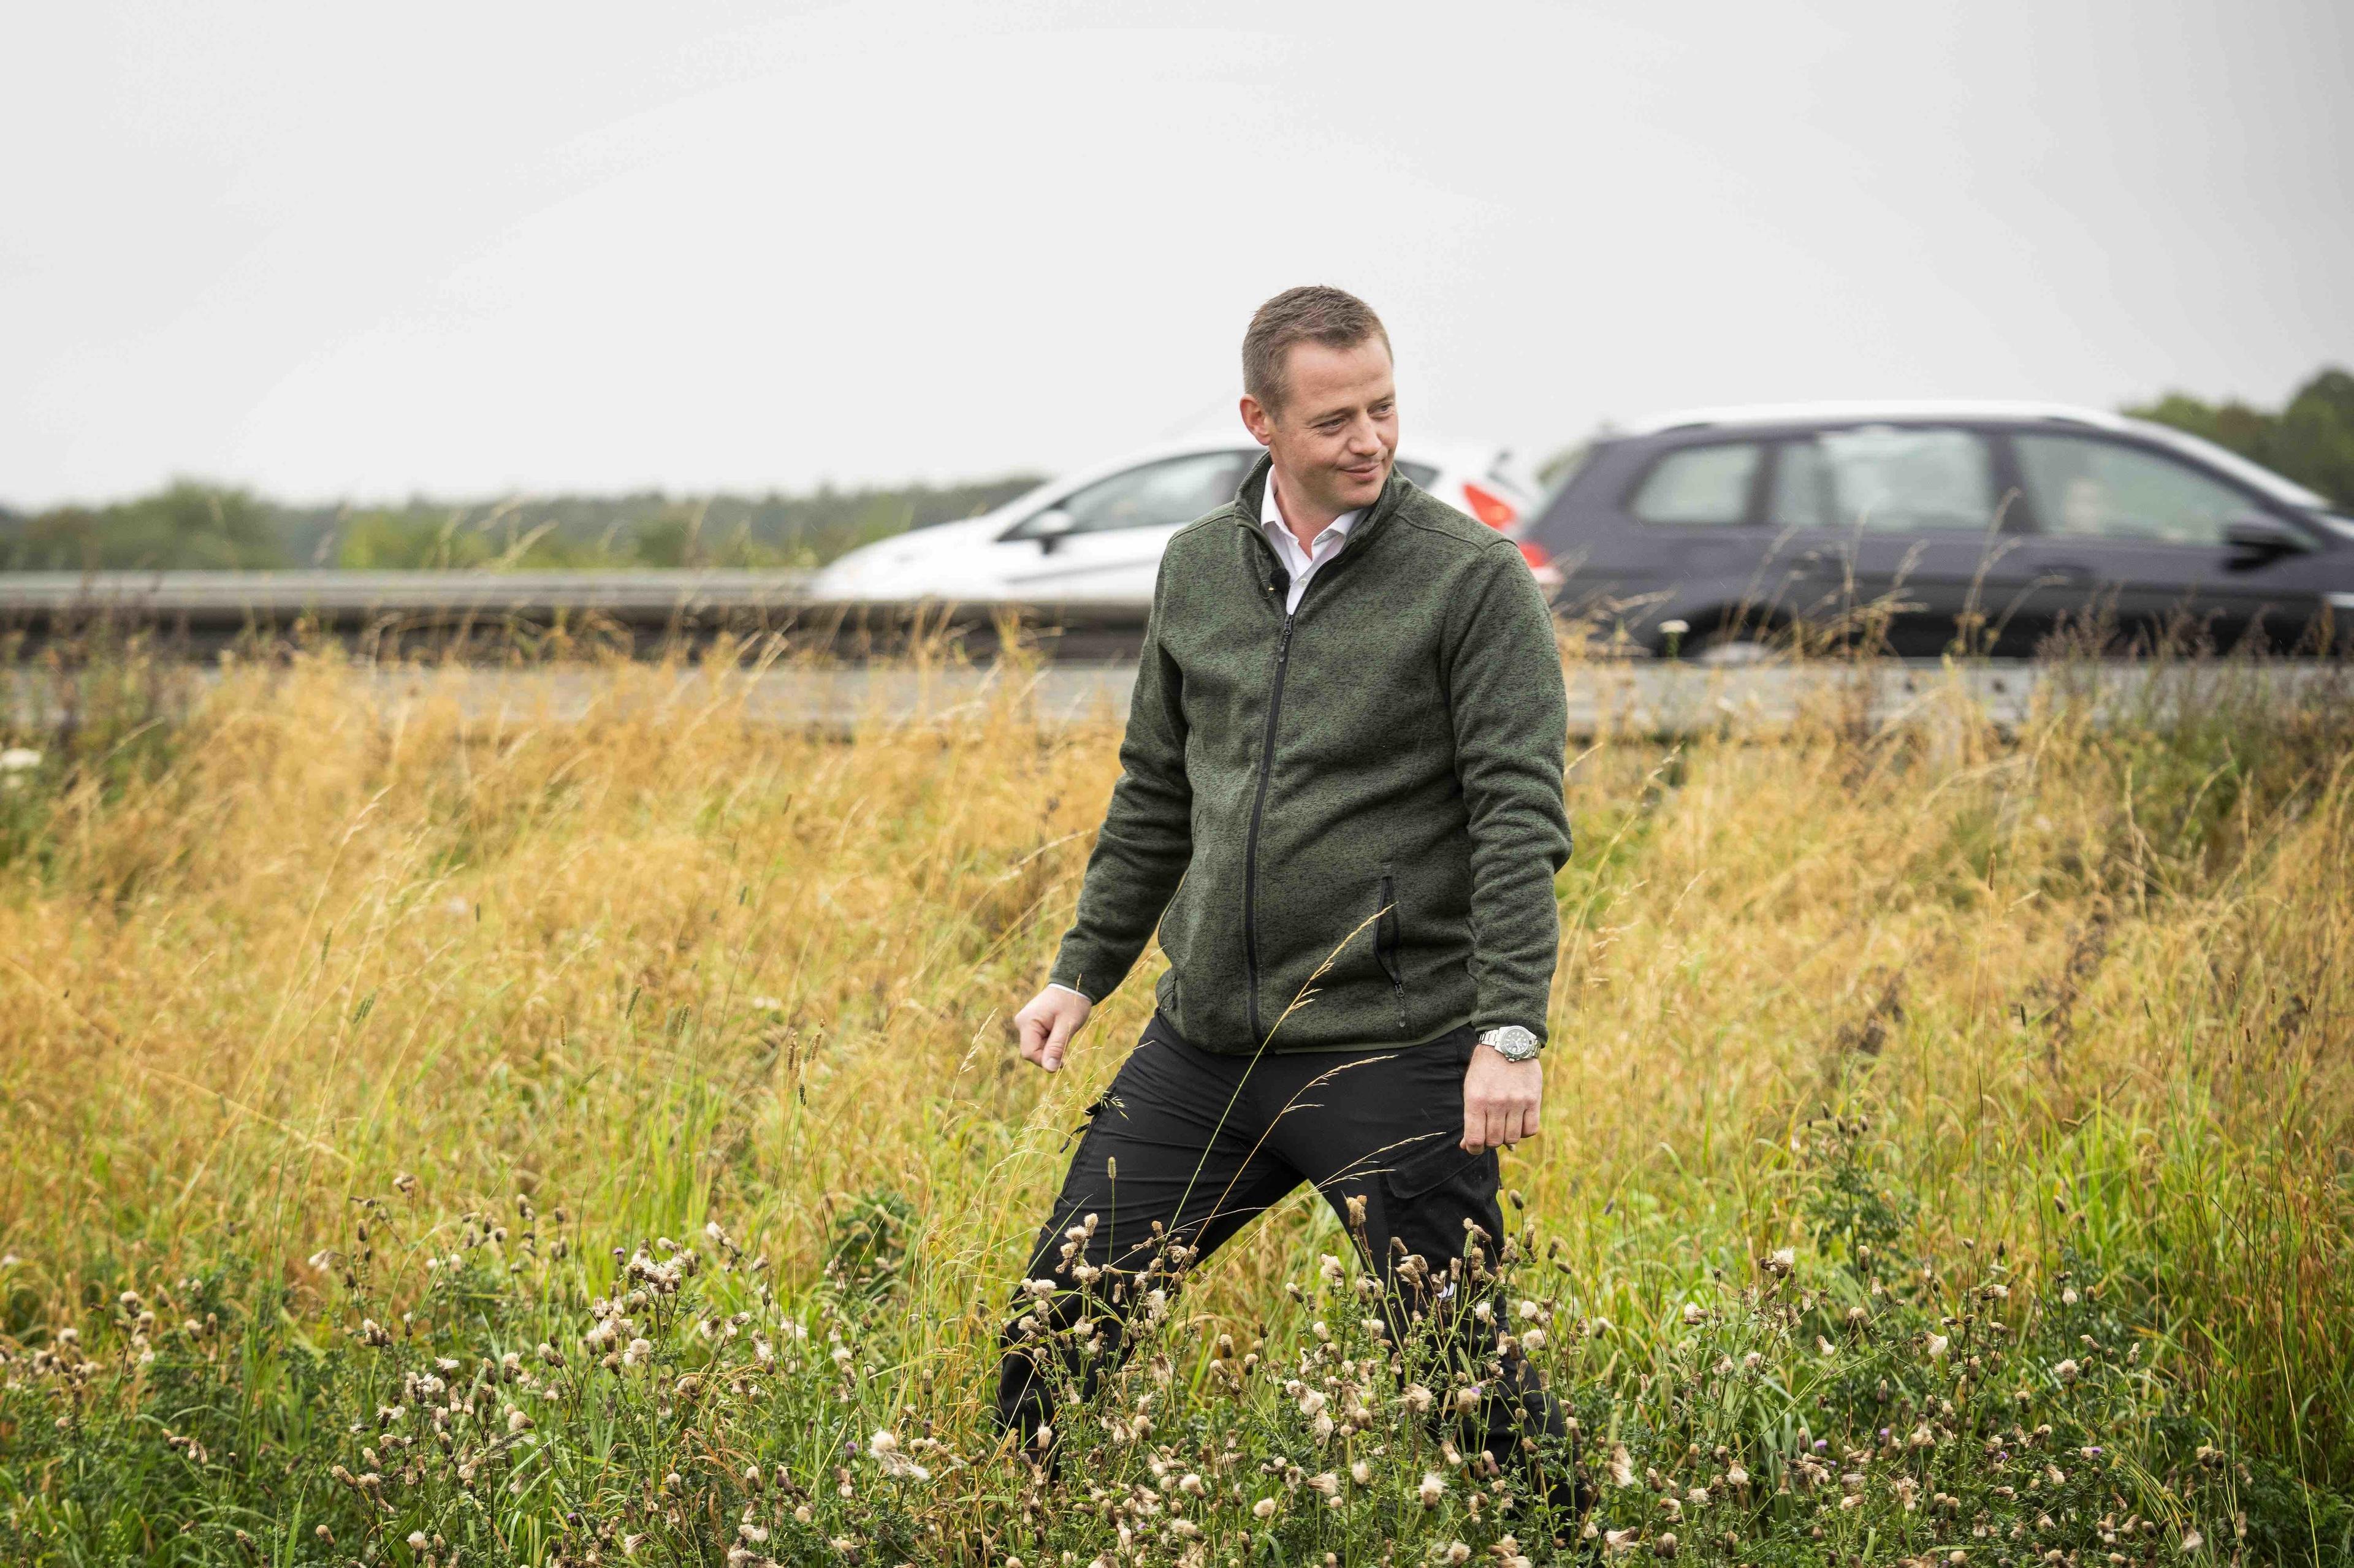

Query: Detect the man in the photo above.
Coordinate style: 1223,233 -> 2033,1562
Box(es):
995,286 -> 1575,1509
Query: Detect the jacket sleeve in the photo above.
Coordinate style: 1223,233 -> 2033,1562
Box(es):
1047,558 -> 1193,1002
1442,542 -> 1571,1042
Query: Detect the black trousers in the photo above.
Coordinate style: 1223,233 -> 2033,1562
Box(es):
993,1013 -> 1570,1482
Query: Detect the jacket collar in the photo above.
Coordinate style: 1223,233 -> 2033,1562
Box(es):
1234,449 -> 1412,551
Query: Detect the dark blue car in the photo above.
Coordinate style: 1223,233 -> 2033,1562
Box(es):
1520,403 -> 2354,659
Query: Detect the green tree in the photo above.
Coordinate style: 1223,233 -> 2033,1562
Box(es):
2127,366 -> 2354,509
1,482 -> 289,571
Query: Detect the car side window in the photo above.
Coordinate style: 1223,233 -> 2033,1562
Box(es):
1628,443 -> 1761,525
1013,451 -> 1251,539
1771,427 -> 1996,533
2014,435 -> 2251,547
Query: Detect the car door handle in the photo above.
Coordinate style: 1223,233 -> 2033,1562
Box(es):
2039,563 -> 2095,588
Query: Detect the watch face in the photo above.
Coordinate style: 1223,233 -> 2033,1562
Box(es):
1486,1026 -> 1539,1060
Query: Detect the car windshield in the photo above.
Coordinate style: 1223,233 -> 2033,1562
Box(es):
2119,419 -> 2329,509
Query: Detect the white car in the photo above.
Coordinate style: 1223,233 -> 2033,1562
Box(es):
808,438 -> 1540,606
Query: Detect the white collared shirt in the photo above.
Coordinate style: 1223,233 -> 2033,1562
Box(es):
1260,471 -> 1363,615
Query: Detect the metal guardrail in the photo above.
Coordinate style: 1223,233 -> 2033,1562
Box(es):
0,570 -> 1173,657
0,569 -> 817,618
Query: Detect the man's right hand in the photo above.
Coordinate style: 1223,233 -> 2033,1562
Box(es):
1015,985 -> 1092,1072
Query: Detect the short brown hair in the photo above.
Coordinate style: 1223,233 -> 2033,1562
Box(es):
1242,286 -> 1390,414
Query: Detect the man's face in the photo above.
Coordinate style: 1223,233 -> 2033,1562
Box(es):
1241,337 -> 1398,519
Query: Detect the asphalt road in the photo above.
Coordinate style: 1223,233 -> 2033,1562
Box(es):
10,658 -> 2342,739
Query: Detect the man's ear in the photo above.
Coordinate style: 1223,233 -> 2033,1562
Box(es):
1238,394 -> 1275,447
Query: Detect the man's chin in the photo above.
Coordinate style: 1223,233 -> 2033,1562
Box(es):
1334,467 -> 1388,508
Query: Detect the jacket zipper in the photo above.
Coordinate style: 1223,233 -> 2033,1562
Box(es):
1242,604 -> 1295,1043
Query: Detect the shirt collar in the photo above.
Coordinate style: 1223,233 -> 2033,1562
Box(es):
1261,470 -> 1363,545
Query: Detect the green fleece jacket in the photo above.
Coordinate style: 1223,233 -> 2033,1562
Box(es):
1049,452 -> 1572,1054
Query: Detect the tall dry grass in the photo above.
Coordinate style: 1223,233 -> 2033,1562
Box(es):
0,634 -> 2348,1562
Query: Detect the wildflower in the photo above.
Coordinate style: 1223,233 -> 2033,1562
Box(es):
1610,1444 -> 1636,1488
1681,1302 -> 1705,1325
1653,1533 -> 1678,1559
1296,1387 -> 1327,1419
1453,1385 -> 1481,1416
2054,1358 -> 2079,1383
1520,1328 -> 1546,1353
1401,1383 -> 1433,1414
1417,1472 -> 1447,1507
1926,1333 -> 1949,1359
2181,1529 -> 2204,1553
1726,1462 -> 1750,1490
622,1338 -> 653,1367
1350,1460 -> 1372,1485
622,1536 -> 646,1558
1306,1472 -> 1339,1496
506,1406 -> 532,1433
1178,1472 -> 1205,1496
1444,1545 -> 1472,1564
1765,1247 -> 1795,1276
1604,1529 -> 1638,1553
408,1532 -> 429,1550
1253,1498 -> 1278,1520
869,1429 -> 930,1480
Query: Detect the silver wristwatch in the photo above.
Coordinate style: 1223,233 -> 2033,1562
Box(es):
1477,1024 -> 1542,1062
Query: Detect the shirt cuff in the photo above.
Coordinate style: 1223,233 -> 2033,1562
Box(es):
1046,982 -> 1095,1003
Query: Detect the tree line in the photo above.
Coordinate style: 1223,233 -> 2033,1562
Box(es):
0,476 -> 1046,573
3,367 -> 2347,573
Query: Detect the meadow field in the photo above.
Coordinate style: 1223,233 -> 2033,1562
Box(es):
0,637 -> 2349,1566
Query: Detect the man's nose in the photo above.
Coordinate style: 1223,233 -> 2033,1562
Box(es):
1344,417 -> 1382,454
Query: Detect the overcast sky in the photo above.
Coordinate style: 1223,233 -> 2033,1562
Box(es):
3,1 -> 2348,509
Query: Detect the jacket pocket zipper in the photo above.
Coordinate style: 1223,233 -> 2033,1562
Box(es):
1374,872 -> 1406,1032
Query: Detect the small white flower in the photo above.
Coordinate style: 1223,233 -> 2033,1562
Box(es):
1417,1472 -> 1447,1507
1252,1497 -> 1277,1519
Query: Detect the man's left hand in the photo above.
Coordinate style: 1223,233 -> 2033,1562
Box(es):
1461,1044 -> 1542,1155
